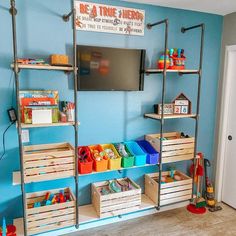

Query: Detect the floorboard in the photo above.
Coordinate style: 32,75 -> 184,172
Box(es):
66,203 -> 236,236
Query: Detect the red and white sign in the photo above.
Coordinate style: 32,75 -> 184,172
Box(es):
75,1 -> 145,36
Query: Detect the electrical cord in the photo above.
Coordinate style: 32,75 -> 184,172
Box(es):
0,121 -> 16,161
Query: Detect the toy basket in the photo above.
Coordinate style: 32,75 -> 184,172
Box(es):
101,144 -> 121,170
78,146 -> 93,174
89,145 -> 108,172
145,132 -> 195,164
113,143 -> 135,168
136,140 -> 159,164
26,187 -> 75,235
23,143 -> 75,183
145,171 -> 192,206
124,141 -> 147,166
92,178 -> 141,218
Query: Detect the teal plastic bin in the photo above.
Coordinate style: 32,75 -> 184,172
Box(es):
124,141 -> 147,166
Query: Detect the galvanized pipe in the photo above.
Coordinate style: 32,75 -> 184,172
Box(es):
10,0 -> 28,235
71,0 -> 79,229
147,19 -> 169,210
181,23 -> 205,199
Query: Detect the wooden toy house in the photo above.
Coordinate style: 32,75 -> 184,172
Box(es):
172,93 -> 191,114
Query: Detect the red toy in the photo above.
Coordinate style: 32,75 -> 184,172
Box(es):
0,225 -> 16,236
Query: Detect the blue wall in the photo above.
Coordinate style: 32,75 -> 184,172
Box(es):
0,0 -> 222,222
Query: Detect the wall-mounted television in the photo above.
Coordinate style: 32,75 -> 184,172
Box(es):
77,45 -> 145,91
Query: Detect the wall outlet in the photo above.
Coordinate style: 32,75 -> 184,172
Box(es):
22,129 -> 30,143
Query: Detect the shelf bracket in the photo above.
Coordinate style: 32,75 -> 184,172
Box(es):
147,19 -> 168,30
62,10 -> 74,22
9,0 -> 17,16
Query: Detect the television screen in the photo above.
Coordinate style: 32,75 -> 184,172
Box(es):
77,45 -> 145,91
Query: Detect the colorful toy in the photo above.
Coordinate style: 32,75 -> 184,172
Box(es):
157,54 -> 170,69
109,180 -> 122,193
155,103 -> 174,115
153,93 -> 191,116
30,190 -> 71,209
0,218 -> 16,236
34,202 -> 41,208
59,190 -> 66,203
159,168 -> 183,184
17,58 -> 47,65
78,147 -> 90,163
172,93 -> 192,115
45,192 -> 50,201
104,148 -> 117,159
157,48 -> 186,70
187,153 -> 206,214
204,159 -> 222,212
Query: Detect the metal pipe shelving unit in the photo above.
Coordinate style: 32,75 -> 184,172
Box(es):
145,19 -> 205,209
9,0 -> 79,235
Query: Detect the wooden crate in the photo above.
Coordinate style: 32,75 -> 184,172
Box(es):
145,171 -> 193,206
23,143 -> 75,183
26,188 -> 76,235
145,132 -> 195,163
92,178 -> 141,218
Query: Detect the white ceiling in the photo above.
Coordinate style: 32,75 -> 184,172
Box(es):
123,0 -> 236,15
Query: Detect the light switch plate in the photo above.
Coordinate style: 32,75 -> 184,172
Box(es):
22,129 -> 30,143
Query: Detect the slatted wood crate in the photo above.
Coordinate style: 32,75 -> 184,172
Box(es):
92,178 -> 141,218
23,143 -> 75,183
26,188 -> 76,235
145,132 -> 195,163
145,171 -> 193,206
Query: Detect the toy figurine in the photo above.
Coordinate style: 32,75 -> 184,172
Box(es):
157,54 -> 170,69
158,48 -> 186,70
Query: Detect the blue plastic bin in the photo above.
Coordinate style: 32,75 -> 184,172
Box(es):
124,141 -> 147,166
136,140 -> 159,164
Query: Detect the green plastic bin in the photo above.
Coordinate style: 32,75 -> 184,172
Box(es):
113,143 -> 135,168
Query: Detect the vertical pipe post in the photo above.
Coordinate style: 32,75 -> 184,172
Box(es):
181,24 -> 205,199
9,0 -> 28,235
158,19 -> 168,209
147,19 -> 169,209
71,0 -> 79,229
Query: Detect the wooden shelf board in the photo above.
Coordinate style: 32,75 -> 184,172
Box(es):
144,113 -> 197,120
14,196 -> 192,236
80,194 -> 156,224
145,69 -> 199,74
11,63 -> 75,71
20,121 -> 79,129
79,164 -> 157,177
13,171 -> 21,186
14,194 -> 155,236
12,164 -> 157,185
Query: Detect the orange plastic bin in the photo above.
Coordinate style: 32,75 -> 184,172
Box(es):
89,145 -> 108,172
101,144 -> 121,170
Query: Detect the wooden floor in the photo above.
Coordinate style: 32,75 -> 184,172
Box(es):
67,203 -> 236,236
